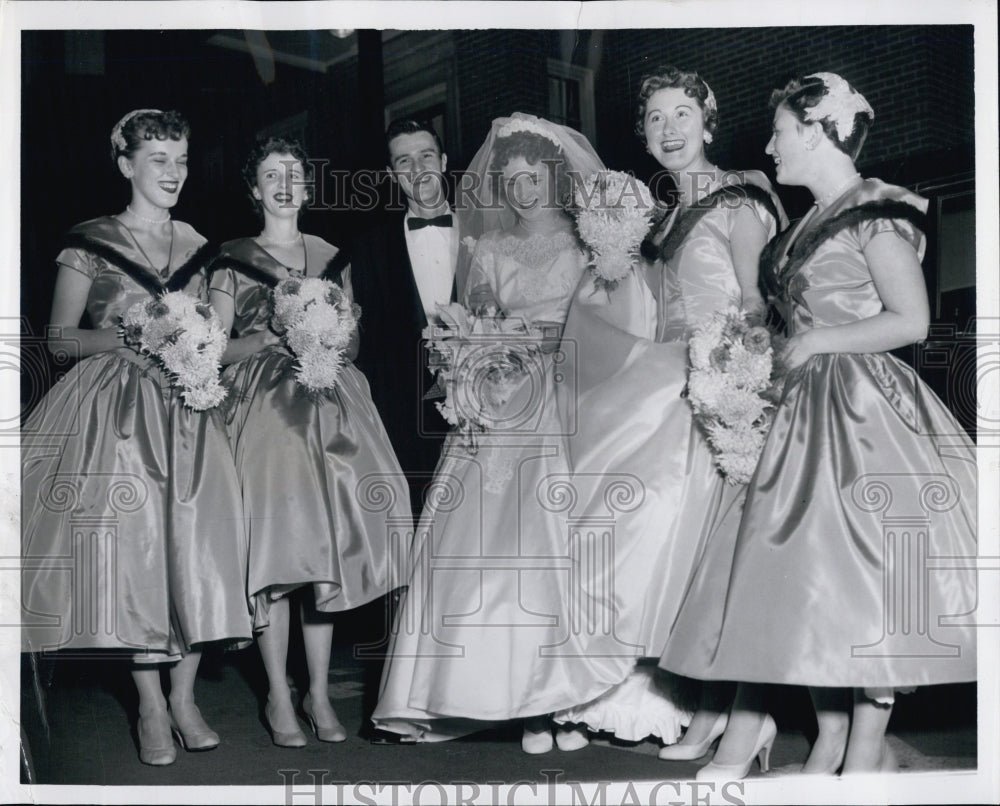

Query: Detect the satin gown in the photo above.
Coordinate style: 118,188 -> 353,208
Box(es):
554,183 -> 782,740
660,179 -> 978,690
373,229 -> 624,739
21,217 -> 251,658
210,236 -> 411,629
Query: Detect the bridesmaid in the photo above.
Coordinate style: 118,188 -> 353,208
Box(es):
660,73 -> 978,778
21,109 -> 252,766
554,66 -> 785,749
209,137 -> 410,747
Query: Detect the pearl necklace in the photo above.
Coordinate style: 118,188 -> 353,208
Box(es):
816,173 -> 861,207
126,204 -> 170,225
260,232 -> 303,245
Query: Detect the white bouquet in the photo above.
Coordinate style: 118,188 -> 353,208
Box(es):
120,291 -> 228,410
573,170 -> 656,294
424,302 -> 541,453
686,306 -> 786,485
270,277 -> 359,394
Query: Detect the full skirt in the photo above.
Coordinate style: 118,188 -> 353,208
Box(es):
21,350 -> 252,657
661,352 -> 978,688
372,356 -> 621,739
222,347 -> 411,629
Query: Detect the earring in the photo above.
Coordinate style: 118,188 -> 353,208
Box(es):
703,131 -> 714,145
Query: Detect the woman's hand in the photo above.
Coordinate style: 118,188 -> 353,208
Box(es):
780,329 -> 819,370
259,328 -> 283,349
468,282 -> 500,315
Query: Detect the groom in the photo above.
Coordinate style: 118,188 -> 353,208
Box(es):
349,119 -> 458,521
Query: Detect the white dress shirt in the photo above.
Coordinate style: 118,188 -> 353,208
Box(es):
404,212 -> 458,321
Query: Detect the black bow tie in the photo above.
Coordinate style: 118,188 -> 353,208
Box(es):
408,214 -> 453,231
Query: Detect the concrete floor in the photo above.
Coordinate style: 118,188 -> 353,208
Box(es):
17,601 -> 978,796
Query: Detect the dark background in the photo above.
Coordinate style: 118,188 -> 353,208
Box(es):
19,26 -> 978,432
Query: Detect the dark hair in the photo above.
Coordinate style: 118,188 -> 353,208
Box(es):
385,119 -> 444,163
635,66 -> 718,139
241,136 -> 312,218
110,109 -> 190,164
770,75 -> 872,161
489,130 -> 569,206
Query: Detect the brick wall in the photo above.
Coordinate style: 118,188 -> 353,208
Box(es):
591,25 -> 974,180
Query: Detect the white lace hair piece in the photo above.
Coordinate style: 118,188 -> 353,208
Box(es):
702,82 -> 717,119
110,108 -> 163,154
803,73 -> 873,142
496,117 -> 563,149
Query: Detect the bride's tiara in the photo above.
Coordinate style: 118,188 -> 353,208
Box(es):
496,118 -> 563,149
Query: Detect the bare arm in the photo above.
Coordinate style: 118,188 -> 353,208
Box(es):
782,231 -> 929,369
333,264 -> 360,362
210,287 -> 281,366
47,265 -> 126,358
730,203 -> 769,314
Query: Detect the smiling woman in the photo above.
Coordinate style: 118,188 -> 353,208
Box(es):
208,135 -> 410,749
20,109 -> 253,767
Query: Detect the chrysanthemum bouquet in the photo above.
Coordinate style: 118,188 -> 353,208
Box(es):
271,276 -> 359,394
573,171 -> 657,294
424,302 -> 541,453
686,306 -> 786,484
120,291 -> 228,410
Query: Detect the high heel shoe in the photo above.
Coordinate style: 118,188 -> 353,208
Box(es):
695,713 -> 777,781
169,703 -> 220,751
659,710 -> 729,761
555,725 -> 589,752
302,693 -> 347,743
137,711 -> 177,766
263,699 -> 308,748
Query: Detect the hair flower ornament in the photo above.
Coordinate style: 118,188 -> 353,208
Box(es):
804,72 -> 874,142
110,108 -> 162,154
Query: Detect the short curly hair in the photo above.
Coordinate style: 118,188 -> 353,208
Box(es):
489,131 -> 570,206
634,66 -> 718,140
241,136 -> 312,218
110,109 -> 190,164
770,75 -> 872,161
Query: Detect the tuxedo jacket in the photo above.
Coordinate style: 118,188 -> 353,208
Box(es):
347,215 -> 454,487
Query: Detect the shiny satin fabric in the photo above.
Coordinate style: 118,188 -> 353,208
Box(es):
211,237 -> 411,630
373,231 -> 624,739
661,180 -> 978,688
552,190 -> 780,738
21,218 -> 251,657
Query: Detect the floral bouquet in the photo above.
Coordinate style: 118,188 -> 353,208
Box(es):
270,276 -> 359,394
573,170 -> 657,294
424,302 -> 541,453
120,291 -> 228,410
686,305 -> 786,484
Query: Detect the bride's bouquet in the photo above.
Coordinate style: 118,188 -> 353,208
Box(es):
686,306 -> 786,484
424,302 -> 541,453
573,170 -> 656,294
120,291 -> 228,410
270,276 -> 359,394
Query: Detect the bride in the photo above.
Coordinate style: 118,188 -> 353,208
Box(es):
372,114 -> 622,753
